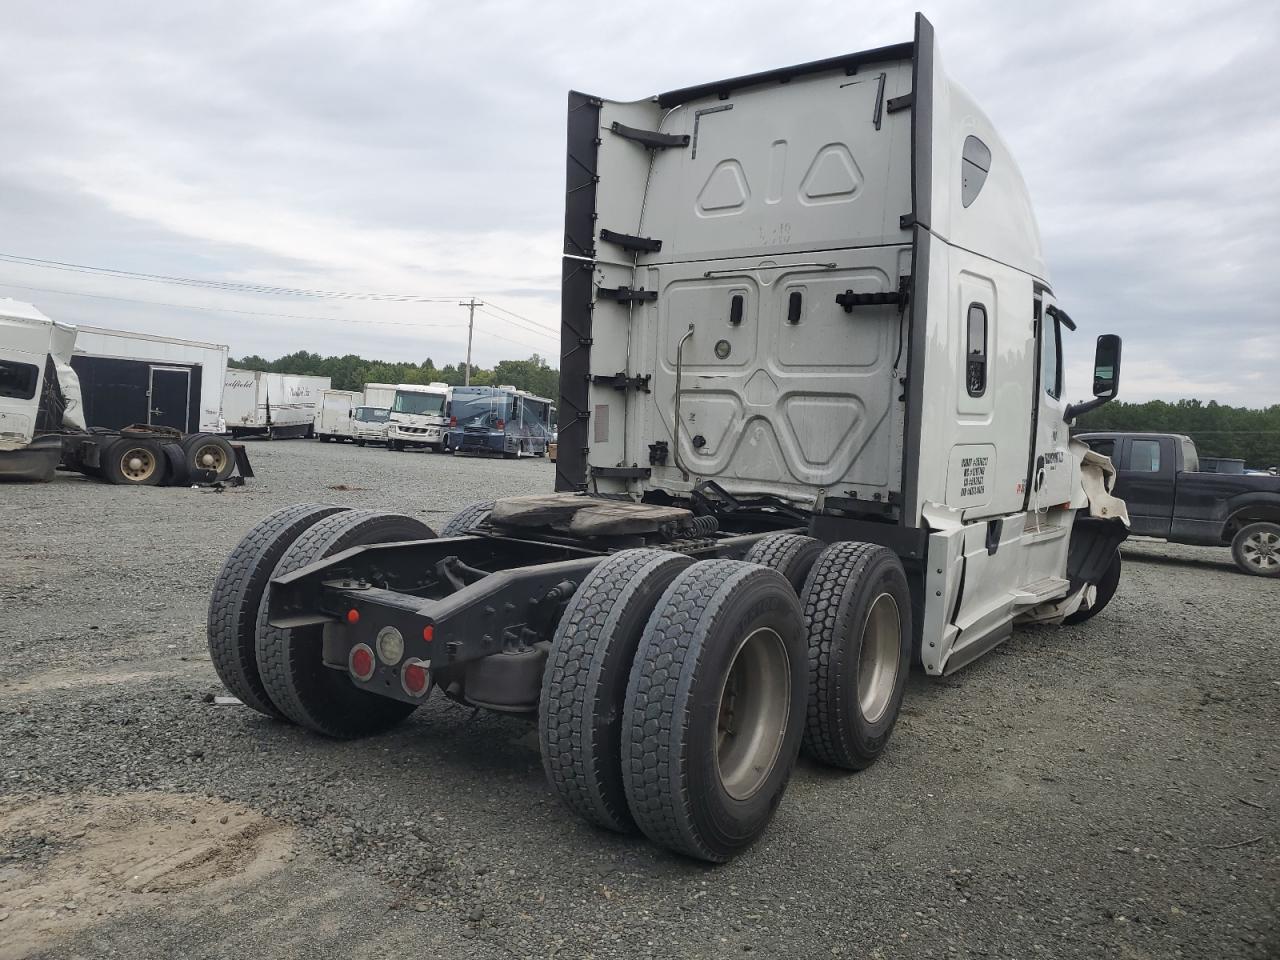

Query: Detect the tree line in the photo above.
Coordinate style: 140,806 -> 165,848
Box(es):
230,351 -> 560,401
1074,399 -> 1280,467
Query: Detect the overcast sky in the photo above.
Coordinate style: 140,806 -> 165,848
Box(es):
0,0 -> 1275,404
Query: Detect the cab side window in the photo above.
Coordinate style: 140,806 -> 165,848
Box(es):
1129,439 -> 1162,473
965,303 -> 987,397
1040,315 -> 1062,400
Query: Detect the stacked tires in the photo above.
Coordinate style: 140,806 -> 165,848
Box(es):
539,532 -> 913,862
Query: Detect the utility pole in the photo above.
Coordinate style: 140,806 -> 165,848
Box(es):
459,299 -> 482,385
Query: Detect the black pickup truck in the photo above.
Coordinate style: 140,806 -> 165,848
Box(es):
1076,432 -> 1280,577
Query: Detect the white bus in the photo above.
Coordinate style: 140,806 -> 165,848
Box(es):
387,382 -> 449,452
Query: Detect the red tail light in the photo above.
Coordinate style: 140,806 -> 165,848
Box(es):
349,643 -> 375,682
449,416 -> 457,426
496,419 -> 505,431
401,658 -> 430,698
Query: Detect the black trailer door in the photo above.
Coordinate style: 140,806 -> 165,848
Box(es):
149,366 -> 191,430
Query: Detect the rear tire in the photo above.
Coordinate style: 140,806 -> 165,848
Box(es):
102,437 -> 166,486
745,533 -> 825,593
540,549 -> 694,833
622,560 -> 805,862
182,433 -> 236,481
800,541 -> 912,770
1063,548 -> 1122,624
207,504 -> 348,718
1231,521 -> 1280,577
440,500 -> 495,536
255,511 -> 434,737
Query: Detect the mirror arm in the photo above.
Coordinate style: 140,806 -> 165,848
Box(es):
1065,395 -> 1111,423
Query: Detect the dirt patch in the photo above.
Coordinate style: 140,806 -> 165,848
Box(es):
0,793 -> 292,960
0,667 -> 174,698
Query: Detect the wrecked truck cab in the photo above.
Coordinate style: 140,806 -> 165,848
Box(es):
211,14 -> 1127,863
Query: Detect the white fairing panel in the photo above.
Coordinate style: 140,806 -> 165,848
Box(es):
588,56 -> 916,506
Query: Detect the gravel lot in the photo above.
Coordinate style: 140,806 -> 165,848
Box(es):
1,439 -> 1277,959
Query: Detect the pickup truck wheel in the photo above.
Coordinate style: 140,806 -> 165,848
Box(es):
1232,522 -> 1280,577
208,504 -> 349,718
540,549 -> 694,833
800,541 -> 912,770
745,533 -> 825,593
255,511 -> 435,737
440,500 -> 495,536
102,438 -> 167,486
1063,549 -> 1122,625
622,560 -> 805,862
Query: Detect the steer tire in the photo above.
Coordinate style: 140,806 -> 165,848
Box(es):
440,500 -> 495,536
1231,521 -> 1280,578
621,560 -> 806,862
208,504 -> 348,718
745,534 -> 825,593
256,510 -> 434,737
800,541 -> 912,771
1063,549 -> 1122,625
540,549 -> 694,833
102,437 -> 167,486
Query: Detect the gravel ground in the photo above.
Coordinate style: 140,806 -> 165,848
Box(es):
1,439 -> 1277,959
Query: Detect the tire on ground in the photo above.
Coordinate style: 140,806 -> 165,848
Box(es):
622,559 -> 806,862
540,549 -> 694,833
744,533 -> 825,593
102,437 -> 167,486
800,541 -> 912,770
1063,548 -> 1122,625
181,433 -> 236,481
440,500 -> 495,536
207,504 -> 349,718
1230,521 -> 1280,578
255,510 -> 435,737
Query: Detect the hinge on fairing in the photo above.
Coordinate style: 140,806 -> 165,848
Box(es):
599,228 -> 663,253
648,441 -> 669,466
609,122 -> 690,149
587,372 -> 652,392
835,275 -> 911,314
597,285 -> 658,304
886,92 -> 913,113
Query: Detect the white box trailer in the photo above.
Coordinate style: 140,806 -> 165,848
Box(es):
314,389 -> 362,442
207,16 -> 1132,864
363,383 -> 397,408
223,369 -> 331,439
69,325 -> 229,434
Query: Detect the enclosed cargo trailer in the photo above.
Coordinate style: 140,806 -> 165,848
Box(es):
222,369 -> 331,439
70,326 -> 228,434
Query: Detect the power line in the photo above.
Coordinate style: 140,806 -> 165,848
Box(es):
483,299 -> 559,334
0,280 -> 465,328
477,306 -> 558,342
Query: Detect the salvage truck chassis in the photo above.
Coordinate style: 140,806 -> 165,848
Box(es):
210,15 -> 1130,862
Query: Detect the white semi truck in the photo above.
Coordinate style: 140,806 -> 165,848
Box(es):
222,369 -> 331,439
386,381 -> 450,451
0,300 -> 245,485
208,15 -> 1128,863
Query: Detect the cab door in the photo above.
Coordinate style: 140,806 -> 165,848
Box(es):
1029,293 -> 1073,510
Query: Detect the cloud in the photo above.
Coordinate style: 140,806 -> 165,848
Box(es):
0,0 -> 1275,404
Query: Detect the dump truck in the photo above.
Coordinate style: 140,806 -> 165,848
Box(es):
208,14 -> 1128,862
0,300 -> 249,485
